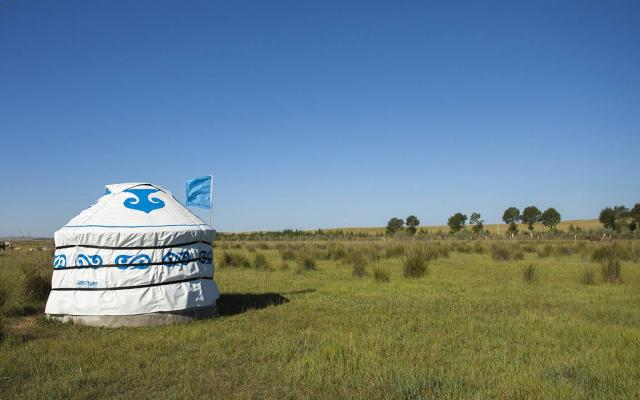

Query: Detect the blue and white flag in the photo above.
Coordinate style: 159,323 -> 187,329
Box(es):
185,176 -> 213,209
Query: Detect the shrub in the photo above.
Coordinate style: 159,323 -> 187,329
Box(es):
601,259 -> 622,283
373,267 -> 390,282
279,262 -> 290,271
582,268 -> 596,285
522,264 -> 537,283
257,242 -> 270,250
22,267 -> 51,303
253,253 -> 271,271
402,247 -> 429,278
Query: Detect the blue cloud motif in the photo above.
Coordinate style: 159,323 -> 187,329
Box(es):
53,254 -> 67,269
123,188 -> 165,214
162,250 -> 191,267
115,254 -> 152,270
75,254 -> 103,268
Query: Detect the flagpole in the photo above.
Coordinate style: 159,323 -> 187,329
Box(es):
209,175 -> 214,229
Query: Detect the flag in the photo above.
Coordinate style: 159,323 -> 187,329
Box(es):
185,176 -> 213,209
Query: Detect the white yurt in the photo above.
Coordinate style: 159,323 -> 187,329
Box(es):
45,182 -> 219,327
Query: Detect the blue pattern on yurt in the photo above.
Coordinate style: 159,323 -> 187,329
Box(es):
123,188 -> 165,213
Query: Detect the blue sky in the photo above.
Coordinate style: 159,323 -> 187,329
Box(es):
0,0 -> 638,236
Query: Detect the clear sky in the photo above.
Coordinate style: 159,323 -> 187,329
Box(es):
0,0 -> 638,236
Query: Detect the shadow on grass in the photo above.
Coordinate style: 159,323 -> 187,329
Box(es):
216,293 -> 290,317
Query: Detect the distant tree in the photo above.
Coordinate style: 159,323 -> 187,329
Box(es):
630,203 -> 640,232
631,203 -> 640,223
405,215 -> 420,235
447,213 -> 467,233
612,206 -> 630,231
469,212 -> 484,233
502,207 -> 521,234
521,206 -> 542,234
386,217 -> 404,235
599,207 -> 616,230
600,206 -> 630,232
540,208 -> 561,230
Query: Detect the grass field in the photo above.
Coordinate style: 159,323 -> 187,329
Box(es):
1,239 -> 639,399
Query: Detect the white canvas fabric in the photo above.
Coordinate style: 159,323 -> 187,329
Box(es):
45,183 -> 219,316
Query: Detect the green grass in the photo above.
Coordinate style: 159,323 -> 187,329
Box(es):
1,241 -> 639,399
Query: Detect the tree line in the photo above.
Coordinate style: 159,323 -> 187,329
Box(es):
386,202 -> 640,237
386,206 -> 562,236
599,203 -> 640,233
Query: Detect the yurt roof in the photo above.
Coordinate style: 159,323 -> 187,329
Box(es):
55,183 -> 213,247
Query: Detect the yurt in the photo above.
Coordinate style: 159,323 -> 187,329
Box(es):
45,182 -> 219,327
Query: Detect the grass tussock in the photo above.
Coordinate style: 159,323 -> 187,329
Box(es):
601,259 -> 622,283
402,247 -> 429,278
537,244 -> 553,258
350,251 -> 367,278
490,244 -> 511,261
472,241 -> 486,254
297,255 -> 316,272
22,267 -> 51,302
0,274 -> 23,317
582,268 -> 596,285
373,267 -> 390,282
253,253 -> 272,271
522,264 -> 537,284
219,251 -> 251,268
490,244 -> 524,261
384,244 -> 406,258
